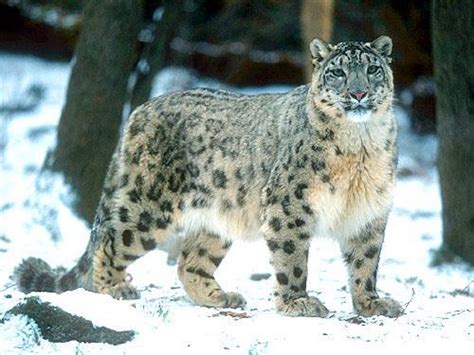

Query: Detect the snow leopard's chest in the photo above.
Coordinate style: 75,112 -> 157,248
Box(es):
307,151 -> 394,240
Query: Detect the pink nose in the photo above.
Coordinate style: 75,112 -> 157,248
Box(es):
350,91 -> 367,101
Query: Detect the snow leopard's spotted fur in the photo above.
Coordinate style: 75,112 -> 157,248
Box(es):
14,36 -> 403,317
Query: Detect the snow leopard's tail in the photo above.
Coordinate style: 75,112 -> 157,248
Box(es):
12,254 -> 91,294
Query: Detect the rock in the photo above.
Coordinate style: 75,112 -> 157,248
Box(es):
3,296 -> 135,345
250,273 -> 272,281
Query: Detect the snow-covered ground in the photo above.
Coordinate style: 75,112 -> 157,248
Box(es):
0,52 -> 473,354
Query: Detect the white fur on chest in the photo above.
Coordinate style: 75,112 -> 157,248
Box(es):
309,159 -> 394,241
312,187 -> 391,241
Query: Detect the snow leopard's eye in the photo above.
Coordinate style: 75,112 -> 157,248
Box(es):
367,65 -> 380,75
331,68 -> 345,77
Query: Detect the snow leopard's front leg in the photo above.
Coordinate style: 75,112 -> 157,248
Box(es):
263,205 -> 329,318
340,217 -> 403,317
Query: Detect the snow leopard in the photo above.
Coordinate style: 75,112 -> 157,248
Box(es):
13,36 -> 403,318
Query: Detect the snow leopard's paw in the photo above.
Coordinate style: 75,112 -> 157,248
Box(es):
355,296 -> 403,318
276,296 -> 329,317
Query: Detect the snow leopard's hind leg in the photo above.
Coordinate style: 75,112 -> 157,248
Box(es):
88,118 -> 185,300
178,230 -> 247,308
89,180 -> 183,300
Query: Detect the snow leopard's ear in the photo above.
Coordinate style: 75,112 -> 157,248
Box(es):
370,36 -> 393,62
310,38 -> 333,68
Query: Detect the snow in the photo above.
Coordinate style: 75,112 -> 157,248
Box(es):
0,52 -> 473,355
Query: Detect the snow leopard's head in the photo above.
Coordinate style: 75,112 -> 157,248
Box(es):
310,36 -> 394,123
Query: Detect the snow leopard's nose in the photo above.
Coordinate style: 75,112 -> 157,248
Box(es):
349,91 -> 367,102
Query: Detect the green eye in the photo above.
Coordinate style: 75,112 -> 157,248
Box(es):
367,65 -> 380,74
331,69 -> 345,77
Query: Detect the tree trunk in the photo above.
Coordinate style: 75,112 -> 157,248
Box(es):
46,0 -> 145,225
130,0 -> 182,111
432,0 -> 474,264
300,0 -> 334,83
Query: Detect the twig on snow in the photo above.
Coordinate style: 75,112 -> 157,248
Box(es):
395,287 -> 415,321
0,282 -> 16,293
